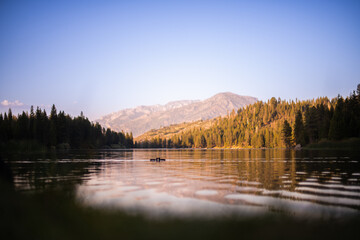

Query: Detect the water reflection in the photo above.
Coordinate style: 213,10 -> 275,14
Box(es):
5,149 -> 360,219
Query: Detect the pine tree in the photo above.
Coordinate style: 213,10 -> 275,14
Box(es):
293,110 -> 305,145
304,107 -> 318,143
328,97 -> 345,140
49,104 -> 57,146
281,120 -> 292,148
29,106 -> 35,139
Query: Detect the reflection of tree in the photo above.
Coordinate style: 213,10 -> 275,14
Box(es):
4,151 -> 106,192
3,149 -> 359,211
146,149 -> 360,192
0,157 -> 14,189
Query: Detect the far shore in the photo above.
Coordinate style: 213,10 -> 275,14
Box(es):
1,137 -> 359,153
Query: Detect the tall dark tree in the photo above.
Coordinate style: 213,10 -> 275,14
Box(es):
29,106 -> 35,139
281,120 -> 292,148
328,97 -> 345,140
304,107 -> 318,143
293,110 -> 305,146
7,109 -> 13,140
49,104 -> 57,146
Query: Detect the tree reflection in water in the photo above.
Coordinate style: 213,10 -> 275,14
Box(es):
1,149 -> 360,239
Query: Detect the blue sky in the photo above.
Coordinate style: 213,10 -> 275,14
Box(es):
1,0 -> 359,119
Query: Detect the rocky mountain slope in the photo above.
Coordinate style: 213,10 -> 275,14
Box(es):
96,92 -> 257,137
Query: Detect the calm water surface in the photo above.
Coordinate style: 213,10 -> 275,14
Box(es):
6,149 -> 360,219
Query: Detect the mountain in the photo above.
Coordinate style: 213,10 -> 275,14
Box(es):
135,119 -> 217,143
96,92 -> 258,137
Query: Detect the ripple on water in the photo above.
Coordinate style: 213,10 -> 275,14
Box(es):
295,187 -> 360,197
237,180 -> 262,186
224,193 -> 358,217
146,181 -> 163,185
195,190 -> 219,196
167,182 -> 186,187
235,186 -> 260,193
298,181 -> 360,190
119,186 -> 141,191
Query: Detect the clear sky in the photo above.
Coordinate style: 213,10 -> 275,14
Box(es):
1,0 -> 359,120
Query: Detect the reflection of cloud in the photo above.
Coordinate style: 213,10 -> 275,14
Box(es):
1,100 -> 24,107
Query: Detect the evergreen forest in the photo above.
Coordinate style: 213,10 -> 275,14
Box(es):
2,86 -> 359,150
0,105 -> 134,150
136,85 -> 360,149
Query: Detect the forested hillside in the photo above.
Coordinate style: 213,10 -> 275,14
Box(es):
97,92 -> 257,137
0,105 -> 134,150
2,86 -> 359,150
135,119 -> 217,143
136,86 -> 360,148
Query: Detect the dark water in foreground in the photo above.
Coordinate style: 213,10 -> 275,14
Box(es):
5,149 -> 360,219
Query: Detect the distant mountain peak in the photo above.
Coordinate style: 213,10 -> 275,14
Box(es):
96,93 -> 257,136
210,92 -> 254,99
214,91 -> 237,96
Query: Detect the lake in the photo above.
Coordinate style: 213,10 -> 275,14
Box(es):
5,149 -> 360,219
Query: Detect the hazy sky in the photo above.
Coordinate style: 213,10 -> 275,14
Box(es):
1,0 -> 359,120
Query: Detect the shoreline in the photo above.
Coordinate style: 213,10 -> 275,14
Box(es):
2,137 -> 359,153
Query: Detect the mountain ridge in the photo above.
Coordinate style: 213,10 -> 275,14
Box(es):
96,92 -> 257,136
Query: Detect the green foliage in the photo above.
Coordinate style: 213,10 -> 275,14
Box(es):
293,111 -> 305,146
281,120 -> 292,148
138,85 -> 360,148
0,105 -> 134,150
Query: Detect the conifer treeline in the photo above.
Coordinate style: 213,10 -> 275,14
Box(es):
0,105 -> 134,149
137,86 -> 360,148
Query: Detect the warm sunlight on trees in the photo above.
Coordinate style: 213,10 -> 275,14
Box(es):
137,85 -> 360,149
281,120 -> 292,148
